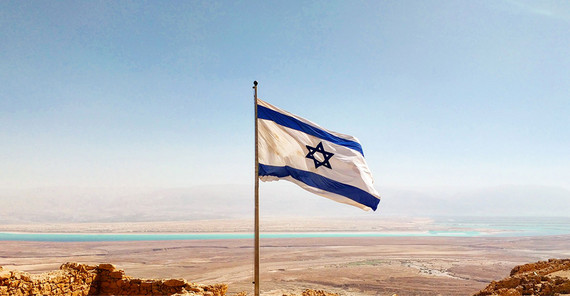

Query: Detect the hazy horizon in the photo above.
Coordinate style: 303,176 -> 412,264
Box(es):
1,183 -> 568,224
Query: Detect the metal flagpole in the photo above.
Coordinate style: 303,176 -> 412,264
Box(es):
253,80 -> 260,296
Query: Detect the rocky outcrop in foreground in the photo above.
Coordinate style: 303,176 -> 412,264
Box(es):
474,259 -> 570,296
0,263 -> 228,296
3,259 -> 568,296
283,290 -> 339,296
0,263 -> 336,296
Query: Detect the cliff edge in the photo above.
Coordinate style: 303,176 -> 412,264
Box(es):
474,258 -> 570,296
0,262 -> 229,296
0,263 -> 339,296
2,259 -> 568,296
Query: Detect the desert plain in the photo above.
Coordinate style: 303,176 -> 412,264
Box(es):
1,218 -> 569,296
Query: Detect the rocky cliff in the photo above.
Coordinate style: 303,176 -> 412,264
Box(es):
2,259 -> 568,296
474,258 -> 570,296
0,263 -> 339,296
0,263 -> 229,296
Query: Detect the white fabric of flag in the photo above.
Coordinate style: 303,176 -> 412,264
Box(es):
257,98 -> 381,211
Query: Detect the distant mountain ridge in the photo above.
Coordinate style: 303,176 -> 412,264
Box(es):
0,184 -> 568,223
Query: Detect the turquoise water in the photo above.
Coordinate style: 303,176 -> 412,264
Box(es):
0,231 -> 480,242
1,217 -> 568,242
434,216 -> 570,237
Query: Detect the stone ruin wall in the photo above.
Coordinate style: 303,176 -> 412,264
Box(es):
0,262 -> 229,296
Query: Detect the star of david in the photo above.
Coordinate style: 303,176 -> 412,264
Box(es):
305,142 -> 334,169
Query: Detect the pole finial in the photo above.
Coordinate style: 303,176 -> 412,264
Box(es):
253,80 -> 258,87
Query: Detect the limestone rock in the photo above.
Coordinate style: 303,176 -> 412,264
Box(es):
97,263 -> 117,271
0,262 -> 344,296
474,258 -> 570,296
0,270 -> 11,281
109,270 -> 124,279
164,278 -> 187,287
0,262 -> 235,295
282,290 -> 340,296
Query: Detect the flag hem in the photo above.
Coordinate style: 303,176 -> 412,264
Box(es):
259,163 -> 380,211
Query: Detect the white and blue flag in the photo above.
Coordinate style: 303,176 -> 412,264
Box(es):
257,98 -> 381,211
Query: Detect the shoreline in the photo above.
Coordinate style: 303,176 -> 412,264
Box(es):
2,230 -> 570,242
1,217 -> 568,236
0,230 -> 505,242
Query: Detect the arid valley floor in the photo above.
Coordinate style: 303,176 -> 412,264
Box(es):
1,219 -> 569,295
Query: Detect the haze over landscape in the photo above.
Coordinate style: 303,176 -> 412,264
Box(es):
1,184 -> 569,223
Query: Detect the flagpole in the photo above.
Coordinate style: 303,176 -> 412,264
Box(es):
253,80 -> 260,296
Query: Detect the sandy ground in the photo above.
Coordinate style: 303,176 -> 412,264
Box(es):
1,235 -> 569,296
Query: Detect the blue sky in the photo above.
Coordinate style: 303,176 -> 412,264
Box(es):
1,1 -> 569,218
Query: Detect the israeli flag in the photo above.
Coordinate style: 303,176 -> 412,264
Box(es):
257,98 -> 381,211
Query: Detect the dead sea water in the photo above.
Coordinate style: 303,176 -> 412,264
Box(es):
1,217 -> 568,242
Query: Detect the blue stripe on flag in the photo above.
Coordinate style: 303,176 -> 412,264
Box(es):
259,163 -> 379,211
257,104 -> 364,156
